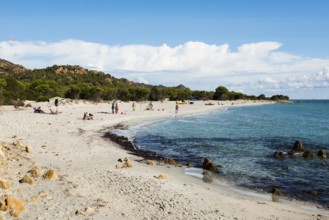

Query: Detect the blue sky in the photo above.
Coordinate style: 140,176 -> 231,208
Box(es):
1,0 -> 329,98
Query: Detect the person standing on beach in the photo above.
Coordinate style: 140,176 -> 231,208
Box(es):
175,104 -> 179,114
111,102 -> 115,114
115,103 -> 119,114
132,102 -> 136,111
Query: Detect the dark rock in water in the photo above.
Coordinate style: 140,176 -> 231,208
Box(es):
303,150 -> 314,159
317,150 -> 327,159
292,140 -> 304,151
106,133 -> 137,151
309,190 -> 318,196
271,187 -> 283,196
202,157 -> 219,173
288,151 -> 295,156
273,151 -> 286,159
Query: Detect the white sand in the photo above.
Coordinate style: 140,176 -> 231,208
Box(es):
0,100 -> 328,219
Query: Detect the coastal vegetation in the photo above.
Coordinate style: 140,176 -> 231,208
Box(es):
0,59 -> 289,105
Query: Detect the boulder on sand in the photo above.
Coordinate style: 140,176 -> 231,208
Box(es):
0,178 -> 11,189
19,175 -> 34,185
43,169 -> 58,180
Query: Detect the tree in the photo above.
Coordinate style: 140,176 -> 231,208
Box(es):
149,86 -> 161,101
258,94 -> 266,100
117,88 -> 131,101
65,85 -> 82,99
3,77 -> 26,103
134,87 -> 150,101
0,78 -> 7,104
213,86 -> 229,100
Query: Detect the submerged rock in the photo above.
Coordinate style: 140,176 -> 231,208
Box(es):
303,150 -> 314,159
292,140 -> 304,151
317,150 -> 327,159
273,151 -> 286,159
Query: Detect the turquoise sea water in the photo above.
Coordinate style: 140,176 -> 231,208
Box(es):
130,101 -> 329,207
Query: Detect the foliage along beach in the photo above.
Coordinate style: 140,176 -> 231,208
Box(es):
0,59 -> 327,219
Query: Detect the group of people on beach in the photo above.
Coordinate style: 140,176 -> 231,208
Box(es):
34,98 -> 60,114
111,102 -> 119,114
34,99 -> 180,120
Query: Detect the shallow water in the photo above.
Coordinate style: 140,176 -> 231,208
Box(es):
124,101 -> 329,208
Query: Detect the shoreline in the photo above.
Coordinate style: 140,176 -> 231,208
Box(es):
0,100 -> 328,219
102,114 -> 329,212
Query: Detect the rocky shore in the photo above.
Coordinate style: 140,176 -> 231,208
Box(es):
0,100 -> 328,219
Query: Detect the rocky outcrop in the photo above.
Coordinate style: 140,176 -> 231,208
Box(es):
303,150 -> 314,159
292,140 -> 304,151
0,59 -> 27,74
202,158 -> 219,173
54,65 -> 87,75
317,150 -> 327,159
273,151 -> 286,159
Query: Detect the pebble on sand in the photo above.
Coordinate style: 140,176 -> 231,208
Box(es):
154,174 -> 168,180
0,178 -> 11,189
146,160 -> 157,166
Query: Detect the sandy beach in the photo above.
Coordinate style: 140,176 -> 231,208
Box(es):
0,100 -> 328,219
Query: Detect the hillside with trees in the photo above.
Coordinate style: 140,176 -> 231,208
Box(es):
0,59 -> 288,105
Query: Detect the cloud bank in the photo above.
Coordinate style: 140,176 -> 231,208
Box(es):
1,39 -> 329,98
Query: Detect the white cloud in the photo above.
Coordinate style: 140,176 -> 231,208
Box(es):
1,39 -> 329,98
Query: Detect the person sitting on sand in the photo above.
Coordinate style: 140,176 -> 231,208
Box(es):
146,102 -> 154,111
88,113 -> 94,120
83,112 -> 94,120
34,106 -> 45,113
49,108 -> 58,114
